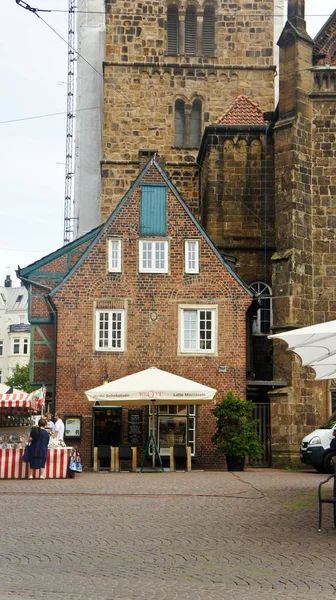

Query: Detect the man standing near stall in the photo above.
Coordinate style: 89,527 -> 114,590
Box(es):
54,413 -> 65,440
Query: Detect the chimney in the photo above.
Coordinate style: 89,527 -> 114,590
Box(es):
288,0 -> 306,31
4,275 -> 12,288
139,150 -> 156,172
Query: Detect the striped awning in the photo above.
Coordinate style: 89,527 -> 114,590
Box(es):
0,393 -> 37,410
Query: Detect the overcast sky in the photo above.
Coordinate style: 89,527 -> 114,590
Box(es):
0,0 -> 334,288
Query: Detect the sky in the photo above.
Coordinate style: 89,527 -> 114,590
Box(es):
0,0 -> 335,288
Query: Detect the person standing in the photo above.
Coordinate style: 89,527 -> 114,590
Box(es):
54,413 -> 65,441
28,418 -> 50,479
44,412 -> 55,434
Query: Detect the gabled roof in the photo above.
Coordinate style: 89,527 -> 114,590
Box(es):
313,9 -> 336,65
17,224 -> 103,280
49,157 -> 253,298
214,96 -> 265,126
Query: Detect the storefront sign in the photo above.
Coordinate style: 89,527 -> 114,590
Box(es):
128,410 -> 143,446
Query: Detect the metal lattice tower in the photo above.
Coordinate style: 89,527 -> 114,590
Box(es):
63,0 -> 76,245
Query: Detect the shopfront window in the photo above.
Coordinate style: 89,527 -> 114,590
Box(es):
149,404 -> 196,456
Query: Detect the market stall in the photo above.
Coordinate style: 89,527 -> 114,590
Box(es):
0,392 -> 73,479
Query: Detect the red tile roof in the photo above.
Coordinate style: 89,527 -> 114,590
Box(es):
214,95 -> 265,125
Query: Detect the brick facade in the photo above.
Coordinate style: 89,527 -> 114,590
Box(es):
20,160 -> 251,468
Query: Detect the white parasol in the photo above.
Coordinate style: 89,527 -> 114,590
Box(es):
269,320 -> 336,380
85,367 -> 217,469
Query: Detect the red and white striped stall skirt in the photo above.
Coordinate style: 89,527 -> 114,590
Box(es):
0,448 -> 73,479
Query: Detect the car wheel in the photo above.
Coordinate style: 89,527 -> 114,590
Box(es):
322,452 -> 336,474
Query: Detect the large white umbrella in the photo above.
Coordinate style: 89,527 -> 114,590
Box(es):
85,366 -> 217,405
269,320 -> 336,380
85,367 -> 217,470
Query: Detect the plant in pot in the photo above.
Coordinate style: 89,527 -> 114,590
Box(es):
212,390 -> 263,471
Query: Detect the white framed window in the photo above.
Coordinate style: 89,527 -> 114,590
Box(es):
23,338 -> 29,355
185,240 -> 199,274
0,341 -> 3,356
108,239 -> 122,273
95,310 -> 125,352
139,240 -> 168,273
13,338 -> 20,354
0,370 -> 2,383
250,282 -> 272,335
180,305 -> 217,353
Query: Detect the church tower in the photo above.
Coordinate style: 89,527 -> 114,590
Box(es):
101,0 -> 277,222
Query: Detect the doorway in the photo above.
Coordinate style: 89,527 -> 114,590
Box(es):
92,407 -> 122,449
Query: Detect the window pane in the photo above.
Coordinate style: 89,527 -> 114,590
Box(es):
13,339 -> 20,354
154,242 -> 165,269
109,240 -> 120,271
0,341 -> 3,356
142,241 -> 152,269
99,313 -> 109,348
23,339 -> 28,355
111,312 -> 122,348
184,310 -> 197,349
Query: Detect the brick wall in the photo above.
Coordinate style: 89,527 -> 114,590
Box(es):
51,163 -> 251,467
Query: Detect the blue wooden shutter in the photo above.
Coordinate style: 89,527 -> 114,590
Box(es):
140,185 -> 167,235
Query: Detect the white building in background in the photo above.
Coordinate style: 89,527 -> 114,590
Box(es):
0,277 -> 30,385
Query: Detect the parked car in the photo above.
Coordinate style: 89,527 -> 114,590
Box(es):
300,412 -> 336,473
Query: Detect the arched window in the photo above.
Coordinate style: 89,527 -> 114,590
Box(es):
167,5 -> 179,55
185,5 -> 197,55
203,5 -> 215,56
190,99 -> 202,147
250,282 -> 272,335
174,99 -> 185,146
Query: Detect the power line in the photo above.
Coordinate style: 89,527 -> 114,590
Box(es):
0,106 -> 101,125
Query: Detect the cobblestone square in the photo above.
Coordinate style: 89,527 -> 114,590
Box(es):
1,469 -> 335,600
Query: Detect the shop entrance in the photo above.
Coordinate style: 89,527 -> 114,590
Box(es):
92,407 -> 122,449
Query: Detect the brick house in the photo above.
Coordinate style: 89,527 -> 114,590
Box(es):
18,158 -> 252,468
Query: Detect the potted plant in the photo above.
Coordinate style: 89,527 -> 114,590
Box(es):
212,391 -> 263,471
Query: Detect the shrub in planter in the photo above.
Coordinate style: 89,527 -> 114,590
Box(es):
212,391 -> 263,470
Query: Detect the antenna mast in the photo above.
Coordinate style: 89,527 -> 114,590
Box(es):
63,0 -> 77,245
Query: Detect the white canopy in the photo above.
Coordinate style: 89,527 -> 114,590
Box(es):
85,367 -> 217,405
269,320 -> 336,380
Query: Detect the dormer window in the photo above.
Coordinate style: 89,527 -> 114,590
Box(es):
16,295 -> 23,303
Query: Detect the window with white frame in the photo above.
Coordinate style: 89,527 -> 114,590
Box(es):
23,338 -> 29,355
180,306 -> 217,353
0,370 -> 2,383
13,338 -> 20,354
95,310 -> 125,352
108,239 -> 122,273
139,240 -> 168,273
185,240 -> 199,274
250,282 -> 272,335
0,341 -> 3,356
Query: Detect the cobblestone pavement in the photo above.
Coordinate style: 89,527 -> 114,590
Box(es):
1,468 -> 336,600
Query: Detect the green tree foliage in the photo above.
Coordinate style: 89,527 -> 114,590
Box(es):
5,363 -> 32,392
212,390 -> 263,461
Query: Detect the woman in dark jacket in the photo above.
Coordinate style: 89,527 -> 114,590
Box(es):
28,418 -> 50,479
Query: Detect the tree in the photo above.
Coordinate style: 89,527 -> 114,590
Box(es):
5,363 -> 32,392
